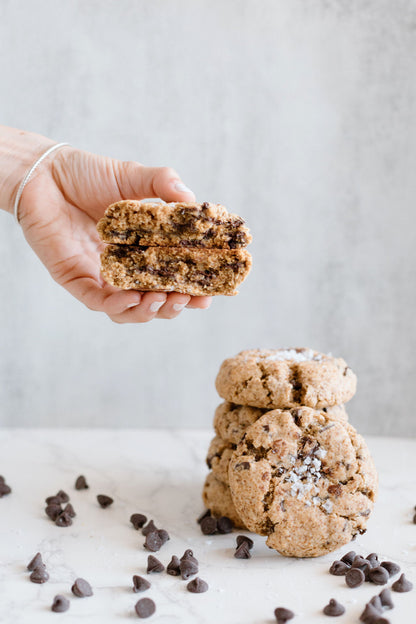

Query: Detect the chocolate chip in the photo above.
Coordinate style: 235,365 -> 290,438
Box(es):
187,577 -> 209,593
144,531 -> 163,552
340,550 -> 356,565
200,516 -> 217,535
180,558 -> 199,580
274,607 -> 295,622
0,479 -> 11,497
45,496 -> 62,505
197,509 -> 211,524
27,552 -> 43,571
55,511 -> 73,527
56,490 -> 69,503
368,566 -> 389,585
236,535 -> 254,550
373,618 -> 391,624
135,597 -> 156,618
329,560 -> 350,576
235,461 -> 251,470
180,549 -> 197,562
351,556 -> 371,579
133,575 -> 151,593
131,513 -> 147,530
327,484 -> 342,497
75,475 -> 88,490
368,595 -> 383,611
391,573 -> 413,592
366,552 -> 380,568
345,567 -> 365,588
72,578 -> 93,597
379,588 -> 394,609
45,504 -> 62,521
380,561 -> 400,577
323,598 -> 345,616
63,503 -> 76,518
167,555 -> 181,576
234,541 -> 251,559
97,494 -> 113,508
359,602 -> 383,622
147,555 -> 164,573
142,520 -> 158,536
51,595 -> 70,612
217,516 -> 233,534
30,564 -> 49,584
157,529 -> 169,544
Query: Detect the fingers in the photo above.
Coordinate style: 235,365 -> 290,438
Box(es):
108,292 -> 167,324
113,161 -> 196,203
186,296 -> 212,310
155,293 -> 191,319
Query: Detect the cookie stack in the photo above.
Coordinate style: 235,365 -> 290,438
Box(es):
202,348 -> 378,558
97,200 -> 252,296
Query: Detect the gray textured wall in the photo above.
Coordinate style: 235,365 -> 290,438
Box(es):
0,0 -> 415,435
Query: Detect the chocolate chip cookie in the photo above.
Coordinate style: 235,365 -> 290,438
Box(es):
228,407 -> 377,557
216,348 -> 357,409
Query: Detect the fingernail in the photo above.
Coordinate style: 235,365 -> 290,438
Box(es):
150,300 -> 165,313
174,181 -> 193,194
173,303 -> 186,312
126,301 -> 140,309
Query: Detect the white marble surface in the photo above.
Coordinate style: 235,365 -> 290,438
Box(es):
0,430 -> 415,624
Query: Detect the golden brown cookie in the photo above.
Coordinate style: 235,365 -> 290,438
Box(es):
216,348 -> 357,409
206,435 -> 236,485
213,401 -> 348,445
100,245 -> 252,297
202,472 -> 246,529
97,201 -> 252,249
228,407 -> 377,557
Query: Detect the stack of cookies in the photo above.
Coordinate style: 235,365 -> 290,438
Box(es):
97,201 -> 252,296
202,348 -> 378,558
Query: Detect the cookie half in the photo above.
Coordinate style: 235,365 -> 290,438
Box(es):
213,401 -> 348,445
216,348 -> 357,409
97,201 -> 252,249
202,472 -> 246,529
228,407 -> 377,557
100,245 -> 252,296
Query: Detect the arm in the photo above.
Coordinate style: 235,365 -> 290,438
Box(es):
0,126 -> 211,322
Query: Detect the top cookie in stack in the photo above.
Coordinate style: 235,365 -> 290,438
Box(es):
97,200 -> 252,296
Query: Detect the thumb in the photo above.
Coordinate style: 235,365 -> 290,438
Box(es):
113,160 -> 196,203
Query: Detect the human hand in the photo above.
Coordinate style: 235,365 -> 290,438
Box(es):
18,146 -> 212,323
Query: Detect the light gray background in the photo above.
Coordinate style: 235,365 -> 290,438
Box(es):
0,0 -> 415,435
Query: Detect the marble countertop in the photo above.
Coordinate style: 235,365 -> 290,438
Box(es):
0,429 -> 415,624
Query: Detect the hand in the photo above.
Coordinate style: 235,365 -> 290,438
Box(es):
18,146 -> 212,323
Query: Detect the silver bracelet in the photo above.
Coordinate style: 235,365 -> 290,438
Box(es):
13,142 -> 70,223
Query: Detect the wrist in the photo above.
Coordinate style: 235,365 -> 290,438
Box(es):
0,126 -> 56,214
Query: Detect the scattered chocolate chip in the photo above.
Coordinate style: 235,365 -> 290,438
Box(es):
0,478 -> 11,497
45,496 -> 62,505
133,575 -> 151,593
391,573 -> 413,592
55,511 -> 73,527
135,597 -> 156,618
234,540 -> 251,559
323,598 -> 345,616
366,553 -> 379,568
51,595 -> 70,613
97,494 -> 113,508
180,549 -> 197,562
274,607 -> 295,622
187,577 -> 208,593
197,509 -> 211,524
56,490 -> 69,503
359,602 -> 383,623
380,561 -> 400,577
30,564 -> 49,584
346,567 -> 365,588
180,558 -> 199,580
368,566 -> 389,585
131,513 -> 147,530
368,595 -> 383,611
71,578 -> 93,597
45,504 -> 62,521
329,560 -> 350,576
142,520 -> 158,536
217,516 -> 233,534
167,555 -> 181,576
200,516 -> 217,535
379,588 -> 394,609
63,503 -> 76,518
147,555 -> 164,573
340,551 -> 356,565
27,552 -> 43,571
351,556 -> 371,579
236,535 -> 254,550
75,475 -> 88,490
157,529 -> 169,544
144,531 -> 163,552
